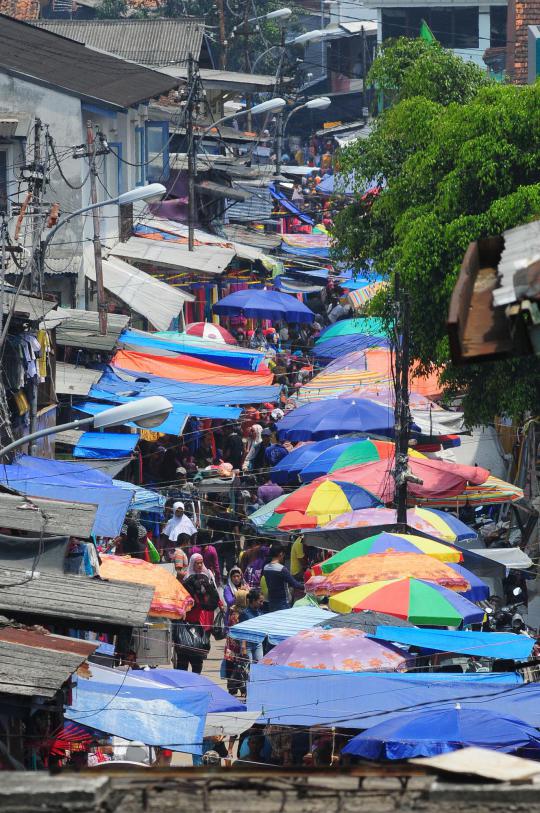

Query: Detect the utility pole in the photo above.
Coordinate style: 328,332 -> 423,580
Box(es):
216,0 -> 227,69
86,121 -> 107,335
393,274 -> 411,525
274,26 -> 286,176
187,53 -> 196,252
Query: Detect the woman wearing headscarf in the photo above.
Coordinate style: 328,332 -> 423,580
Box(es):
114,511 -> 148,559
161,501 -> 197,560
242,424 -> 264,472
223,566 -> 248,626
174,553 -> 221,673
222,587 -> 248,696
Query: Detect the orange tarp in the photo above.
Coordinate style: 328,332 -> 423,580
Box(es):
363,350 -> 443,399
113,349 -> 275,387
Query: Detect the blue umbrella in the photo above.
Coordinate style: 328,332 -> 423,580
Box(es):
276,397 -> 394,442
447,562 -> 489,602
342,707 -> 540,761
213,289 -> 314,323
270,437 -> 356,484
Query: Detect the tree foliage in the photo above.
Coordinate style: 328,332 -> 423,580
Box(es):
332,38 -> 540,422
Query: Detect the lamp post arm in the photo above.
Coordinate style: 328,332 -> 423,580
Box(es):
41,197 -> 119,259
0,416 -> 95,460
283,102 -> 307,133
251,45 -> 282,75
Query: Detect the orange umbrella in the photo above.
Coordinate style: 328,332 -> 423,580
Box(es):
305,552 -> 470,596
99,554 -> 193,619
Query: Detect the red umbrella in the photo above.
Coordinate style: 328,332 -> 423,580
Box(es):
185,322 -> 237,344
311,458 -> 489,504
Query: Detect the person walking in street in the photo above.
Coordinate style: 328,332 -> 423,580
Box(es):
223,565 -> 248,626
175,553 -> 221,674
161,501 -> 197,561
262,545 -> 304,612
239,588 -> 265,663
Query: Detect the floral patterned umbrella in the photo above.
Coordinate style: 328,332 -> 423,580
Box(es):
261,627 -> 410,672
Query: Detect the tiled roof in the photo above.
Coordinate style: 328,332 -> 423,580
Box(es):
0,0 -> 39,19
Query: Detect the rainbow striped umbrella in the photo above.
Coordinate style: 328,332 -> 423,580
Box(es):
416,476 -> 524,507
327,578 -> 485,626
299,438 -> 424,483
323,506 -> 477,543
274,479 -> 382,525
313,533 -> 462,575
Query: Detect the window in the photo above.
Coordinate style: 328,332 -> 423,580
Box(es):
490,5 -> 507,47
145,121 -> 169,183
382,7 -> 479,49
0,150 -> 7,214
135,126 -> 145,186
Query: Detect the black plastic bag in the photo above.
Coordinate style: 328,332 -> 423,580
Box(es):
173,620 -> 211,657
212,609 -> 226,640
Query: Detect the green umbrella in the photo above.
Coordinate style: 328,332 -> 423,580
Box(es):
317,317 -> 386,343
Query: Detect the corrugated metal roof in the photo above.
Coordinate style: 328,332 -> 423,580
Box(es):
111,236 -> 235,275
34,17 -> 205,67
0,626 -> 97,698
226,185 -> 274,223
55,362 -> 102,396
3,289 -> 57,321
220,225 -> 281,250
161,66 -> 287,91
0,568 -> 154,629
0,492 -> 96,536
46,309 -> 130,351
0,15 -> 179,111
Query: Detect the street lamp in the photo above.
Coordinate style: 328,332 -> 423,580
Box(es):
248,7 -> 292,23
41,182 -> 167,336
276,97 -> 332,173
0,396 -> 173,459
200,98 -> 287,137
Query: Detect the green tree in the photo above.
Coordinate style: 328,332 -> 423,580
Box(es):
332,39 -> 540,423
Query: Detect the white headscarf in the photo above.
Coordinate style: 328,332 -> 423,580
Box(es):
227,565 -> 244,597
186,552 -> 213,581
163,502 -> 197,542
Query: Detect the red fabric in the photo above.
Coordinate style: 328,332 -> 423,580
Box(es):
186,604 -> 214,632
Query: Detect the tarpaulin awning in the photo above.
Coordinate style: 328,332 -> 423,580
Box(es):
247,666 -> 523,729
0,455 -> 132,537
370,627 -> 535,660
113,349 -> 274,386
281,234 -> 330,259
229,607 -> 338,645
66,677 -> 209,755
118,328 -> 265,372
88,388 -> 240,422
72,431 -> 139,459
87,255 -> 194,332
113,480 -> 165,514
269,183 -> 314,226
135,668 -> 246,713
313,334 -> 389,360
74,400 -> 189,437
97,367 -> 281,405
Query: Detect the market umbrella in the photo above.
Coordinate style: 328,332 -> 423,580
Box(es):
183,322 -> 237,344
261,627 -> 410,672
213,288 -> 314,323
447,562 -> 489,602
298,439 -> 424,483
276,396 -> 395,441
327,578 -> 484,626
316,610 -> 415,635
341,707 -> 540,761
99,554 -> 193,619
321,506 -> 477,544
309,457 -> 490,504
273,479 -> 382,526
416,475 -> 524,507
270,437 -> 367,485
318,318 -> 387,342
312,533 -> 462,575
306,553 -> 470,596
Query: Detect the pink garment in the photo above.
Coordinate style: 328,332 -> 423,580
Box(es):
190,544 -> 221,585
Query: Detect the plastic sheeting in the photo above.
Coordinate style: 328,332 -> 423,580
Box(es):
87,388 -> 241,422
135,668 -> 246,713
314,334 -> 389,360
118,329 -> 265,372
247,666 -> 524,729
66,677 -> 209,755
74,400 -> 188,437
0,455 -> 132,537
113,480 -> 165,514
113,349 -> 275,386
96,366 -> 281,406
229,607 -> 338,645
370,627 -> 534,661
72,431 -> 139,459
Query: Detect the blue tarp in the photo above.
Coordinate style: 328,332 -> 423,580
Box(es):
74,401 -> 188,437
135,668 -> 246,713
229,607 -> 338,645
87,388 -> 241,422
72,431 -> 139,460
370,627 -> 535,661
269,184 -> 314,226
280,241 -> 330,259
342,707 -> 540,760
99,367 -> 280,406
247,666 -> 525,729
0,455 -> 132,537
66,678 -> 209,755
112,480 -> 165,514
118,329 -> 265,372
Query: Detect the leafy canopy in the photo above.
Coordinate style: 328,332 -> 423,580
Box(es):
332,38 -> 540,423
